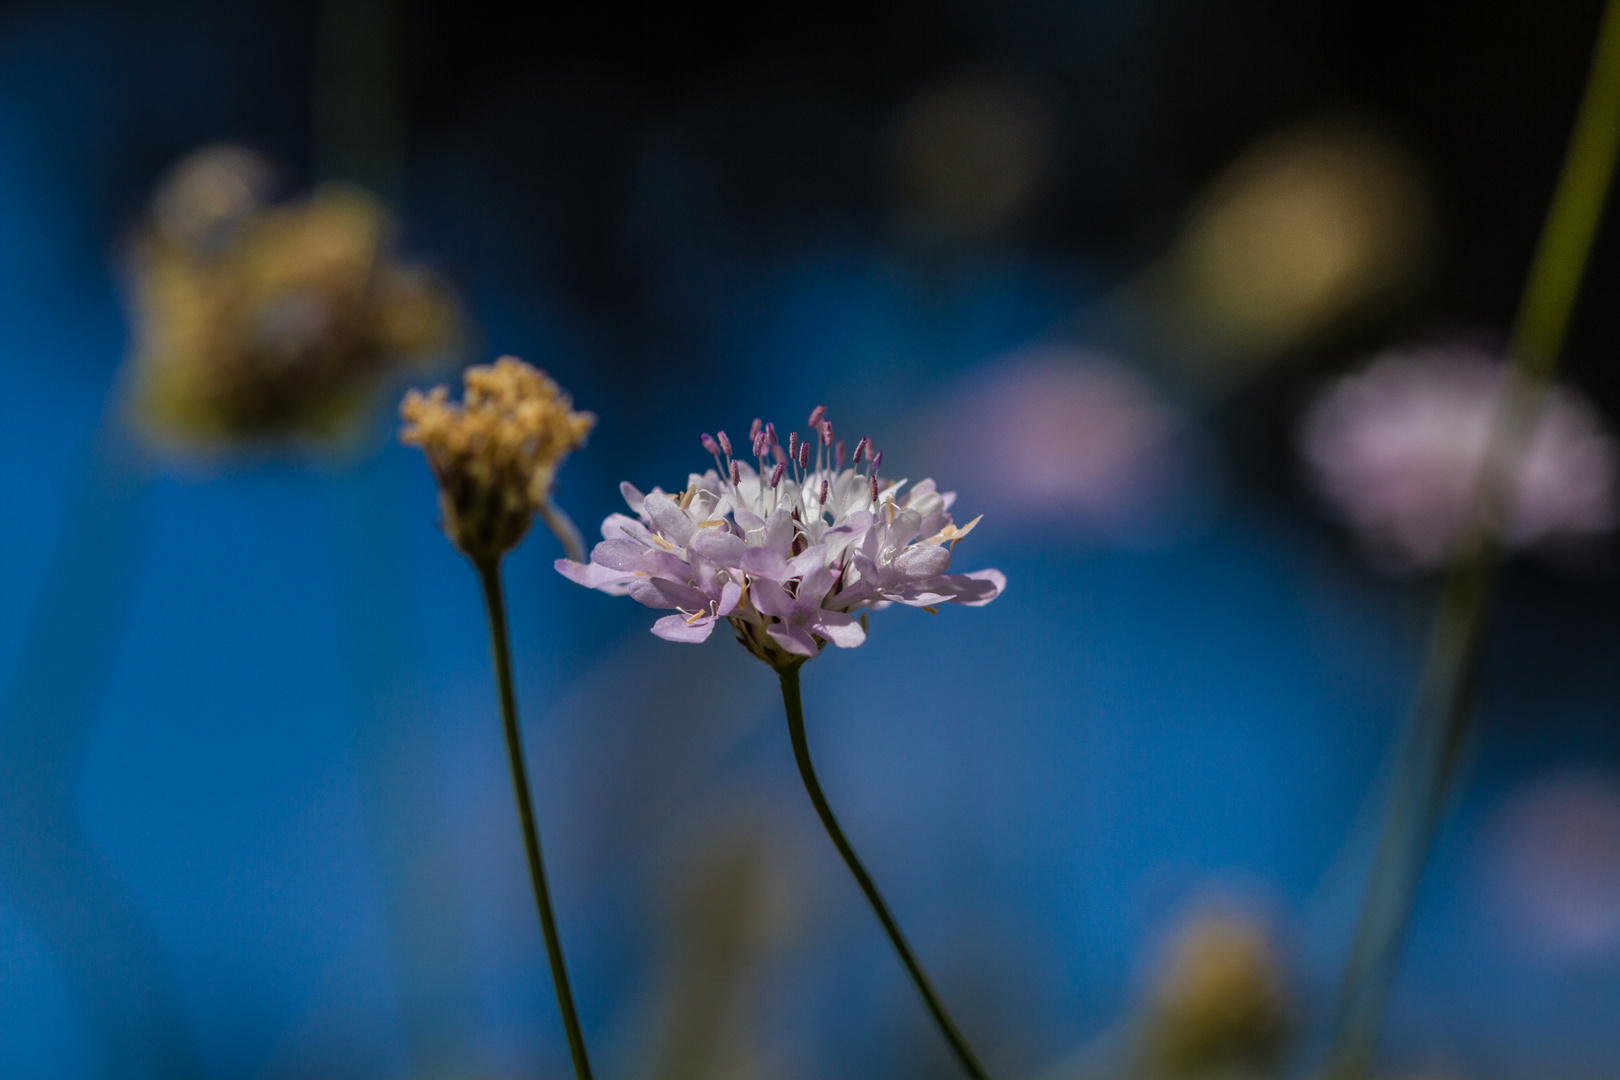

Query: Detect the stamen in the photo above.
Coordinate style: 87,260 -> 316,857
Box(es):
808,404 -> 826,427
853,437 -> 869,464
730,460 -> 741,485
765,422 -> 778,447
835,439 -> 846,469
868,475 -> 878,501
717,430 -> 732,457
871,450 -> 883,474
819,478 -> 829,504
701,433 -> 720,456
788,431 -> 798,461
773,444 -> 788,465
820,420 -> 832,446
770,461 -> 786,488
753,431 -> 769,459
750,417 -> 763,439
797,442 -> 810,470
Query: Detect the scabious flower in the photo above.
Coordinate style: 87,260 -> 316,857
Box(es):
401,357 -> 595,563
1301,345 -> 1619,570
556,409 -> 1004,668
127,144 -> 462,447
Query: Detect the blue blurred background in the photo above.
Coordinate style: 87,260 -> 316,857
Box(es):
3,1 -> 1620,1078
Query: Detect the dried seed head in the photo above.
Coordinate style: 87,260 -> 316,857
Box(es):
401,357 -> 594,562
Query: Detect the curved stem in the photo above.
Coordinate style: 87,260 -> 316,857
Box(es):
776,664 -> 993,1080
538,499 -> 587,566
476,558 -> 594,1080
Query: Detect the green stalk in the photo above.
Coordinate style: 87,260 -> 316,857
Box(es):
1323,2 -> 1620,1076
777,664 -> 994,1080
476,557 -> 595,1080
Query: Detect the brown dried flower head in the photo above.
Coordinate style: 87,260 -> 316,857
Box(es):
127,144 -> 462,448
1140,914 -> 1294,1079
401,357 -> 595,562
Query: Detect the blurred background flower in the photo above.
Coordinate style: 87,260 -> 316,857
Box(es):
1299,344 -> 1619,571
922,346 -> 1214,547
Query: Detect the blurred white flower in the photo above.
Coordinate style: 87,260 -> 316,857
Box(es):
1300,345 -> 1618,570
928,348 -> 1211,545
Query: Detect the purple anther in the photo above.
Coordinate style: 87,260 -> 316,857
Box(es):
773,444 -> 787,465
730,460 -> 741,486
835,440 -> 846,468
753,431 -> 769,459
787,431 -> 798,461
808,404 -> 826,427
819,478 -> 829,504
871,450 -> 883,474
770,461 -> 786,488
701,433 -> 720,456
820,420 -> 833,446
717,430 -> 732,457
797,441 -> 810,470
765,421 -> 778,447
868,475 -> 879,501
852,437 -> 869,464
750,418 -> 763,439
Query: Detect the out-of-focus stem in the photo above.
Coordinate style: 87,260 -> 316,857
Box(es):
1323,2 -> 1620,1076
776,663 -> 994,1080
539,499 -> 587,566
475,557 -> 595,1080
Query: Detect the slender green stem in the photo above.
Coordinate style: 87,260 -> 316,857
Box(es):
777,664 -> 994,1080
476,558 -> 594,1080
1324,3 -> 1620,1076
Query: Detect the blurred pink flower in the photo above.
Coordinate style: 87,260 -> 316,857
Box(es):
929,349 -> 1207,543
1300,346 -> 1618,570
1486,773 -> 1620,956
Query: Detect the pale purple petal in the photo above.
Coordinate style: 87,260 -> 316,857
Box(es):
652,613 -> 717,642
810,609 -> 866,648
748,579 -> 797,620
629,577 -> 710,611
620,481 -> 647,514
643,493 -> 696,547
689,529 -> 749,567
894,544 -> 951,579
766,621 -> 820,657
590,538 -> 654,571
554,558 -> 636,590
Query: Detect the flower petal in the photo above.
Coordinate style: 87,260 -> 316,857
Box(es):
554,558 -> 636,591
810,609 -> 866,648
643,492 -> 696,548
766,621 -> 820,657
620,481 -> 647,514
690,529 -> 749,567
652,613 -> 717,642
894,543 -> 951,579
749,579 -> 797,619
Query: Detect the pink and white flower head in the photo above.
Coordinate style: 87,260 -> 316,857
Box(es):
556,409 -> 1005,668
1301,344 -> 1619,570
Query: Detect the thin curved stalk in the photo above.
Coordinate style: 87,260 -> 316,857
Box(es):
777,664 -> 993,1080
476,558 -> 595,1080
1323,1 -> 1620,1075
